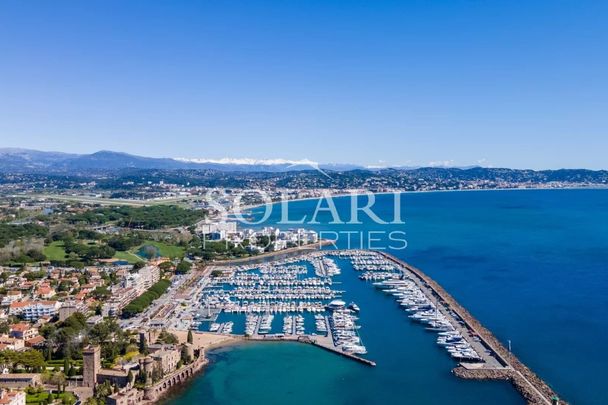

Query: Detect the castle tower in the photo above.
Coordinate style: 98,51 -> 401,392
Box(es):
83,345 -> 101,388
143,356 -> 154,377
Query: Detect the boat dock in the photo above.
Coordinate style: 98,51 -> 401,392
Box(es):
245,333 -> 377,367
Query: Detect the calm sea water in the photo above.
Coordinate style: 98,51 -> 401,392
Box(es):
167,189 -> 608,405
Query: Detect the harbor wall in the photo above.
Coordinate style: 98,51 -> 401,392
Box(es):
377,251 -> 563,405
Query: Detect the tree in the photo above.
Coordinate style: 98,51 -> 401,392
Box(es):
187,330 -> 193,344
132,261 -> 145,270
175,260 -> 192,275
92,380 -> 113,403
90,286 -> 111,300
62,394 -> 75,405
180,345 -> 192,365
68,365 -> 76,377
159,261 -> 173,272
156,330 -> 178,344
139,336 -> 148,356
121,279 -> 171,318
50,371 -> 66,392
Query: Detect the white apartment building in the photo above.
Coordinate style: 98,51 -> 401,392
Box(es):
8,301 -> 60,321
122,265 -> 160,294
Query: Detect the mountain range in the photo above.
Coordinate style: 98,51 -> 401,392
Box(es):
0,149 -> 606,180
0,148 -> 365,172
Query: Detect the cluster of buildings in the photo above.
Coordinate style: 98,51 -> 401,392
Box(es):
0,322 -> 44,351
8,300 -> 60,322
101,265 -> 161,317
196,220 -> 319,253
0,263 -> 116,319
0,260 -> 176,403
83,332 -> 200,405
0,261 -> 164,347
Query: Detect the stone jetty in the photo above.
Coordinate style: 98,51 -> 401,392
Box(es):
378,251 -> 564,405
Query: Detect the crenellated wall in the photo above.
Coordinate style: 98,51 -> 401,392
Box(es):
141,352 -> 208,403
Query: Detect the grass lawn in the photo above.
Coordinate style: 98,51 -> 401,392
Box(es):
113,250 -> 144,264
135,240 -> 185,259
26,391 -> 76,405
43,241 -> 67,261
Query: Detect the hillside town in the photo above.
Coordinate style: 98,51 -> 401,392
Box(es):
0,194 -> 323,404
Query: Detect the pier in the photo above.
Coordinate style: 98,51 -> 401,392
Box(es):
244,334 -> 377,367
242,309 -> 376,367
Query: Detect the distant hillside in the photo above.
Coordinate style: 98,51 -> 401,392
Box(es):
0,148 -> 365,172
0,149 -> 607,189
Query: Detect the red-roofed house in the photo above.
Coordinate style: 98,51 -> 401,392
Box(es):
9,323 -> 38,340
0,389 -> 25,405
35,286 -> 55,299
25,335 -> 45,348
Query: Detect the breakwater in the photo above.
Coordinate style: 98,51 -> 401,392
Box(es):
377,251 -> 563,405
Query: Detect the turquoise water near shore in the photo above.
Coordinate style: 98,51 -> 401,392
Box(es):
168,189 -> 608,404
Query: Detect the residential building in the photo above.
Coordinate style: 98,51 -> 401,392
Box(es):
9,323 -> 38,341
8,301 -> 60,321
0,389 -> 25,405
1,292 -> 22,306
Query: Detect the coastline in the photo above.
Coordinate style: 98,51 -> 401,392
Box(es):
146,331 -> 243,404
239,185 -> 608,213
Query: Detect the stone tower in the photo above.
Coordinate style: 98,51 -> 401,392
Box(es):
83,345 -> 101,387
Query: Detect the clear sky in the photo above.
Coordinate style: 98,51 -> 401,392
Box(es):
1,1 -> 607,169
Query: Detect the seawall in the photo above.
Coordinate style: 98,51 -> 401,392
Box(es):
377,251 -> 563,405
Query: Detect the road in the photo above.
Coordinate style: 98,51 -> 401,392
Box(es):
119,266 -> 210,332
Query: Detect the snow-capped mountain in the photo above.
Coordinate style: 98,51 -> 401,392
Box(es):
0,148 -> 364,172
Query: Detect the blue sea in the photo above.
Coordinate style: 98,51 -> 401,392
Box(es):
167,189 -> 608,404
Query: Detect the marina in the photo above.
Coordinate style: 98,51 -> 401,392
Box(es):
197,252 -> 370,362
189,248 -> 563,404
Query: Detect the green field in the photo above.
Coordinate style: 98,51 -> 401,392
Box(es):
112,240 -> 185,262
45,238 -> 184,264
112,250 -> 144,264
136,240 -> 185,258
43,241 -> 67,261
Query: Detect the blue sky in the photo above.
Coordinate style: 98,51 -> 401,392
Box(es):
1,1 -> 607,169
